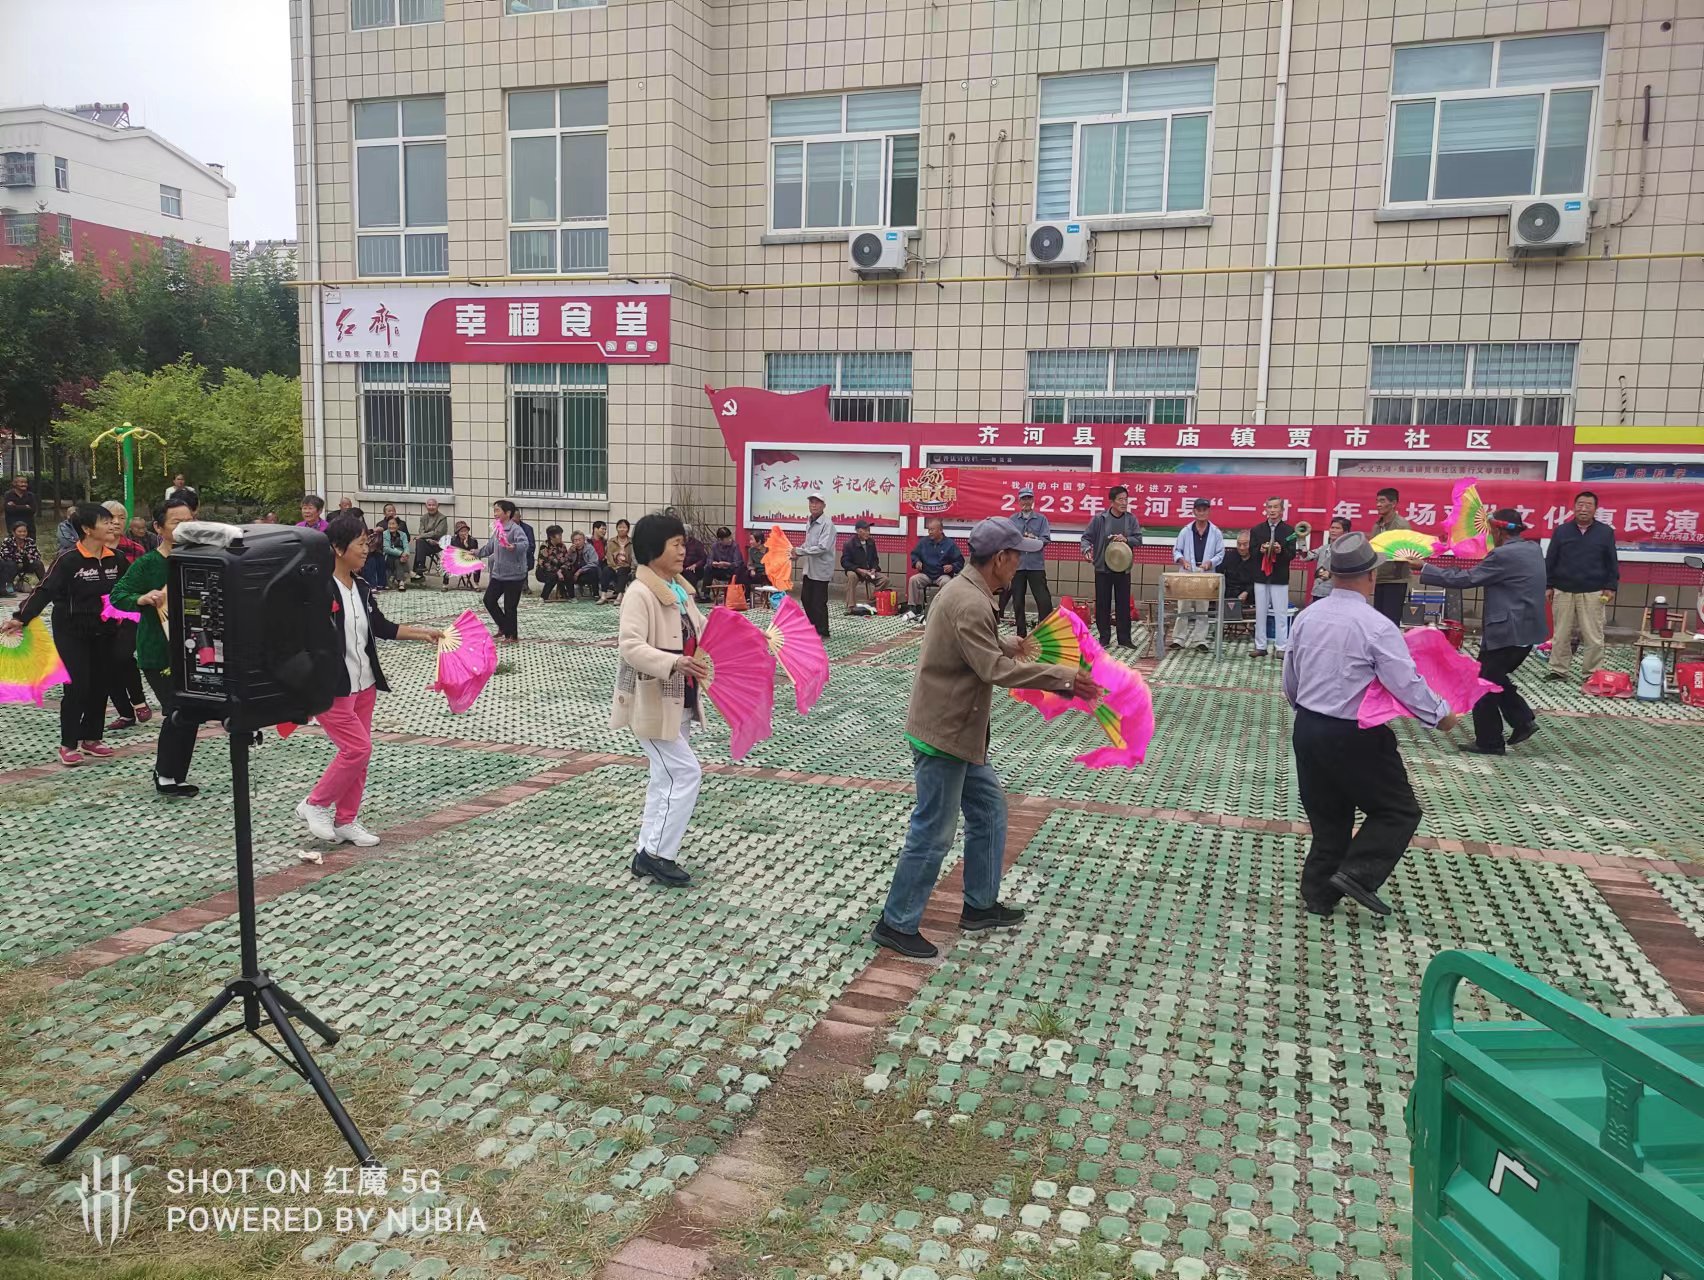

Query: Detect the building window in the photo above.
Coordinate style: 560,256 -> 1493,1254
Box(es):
3,214 -> 38,247
768,90 -> 921,233
351,0 -> 442,30
507,87 -> 608,274
1035,65 -> 1214,220
54,157 -> 68,191
0,152 -> 35,186
1387,31 -> 1603,206
58,216 -> 71,250
1028,349 -> 1198,423
360,363 -> 452,491
354,97 -> 449,276
160,185 -> 183,218
1368,342 -> 1577,425
505,0 -> 605,11
765,353 -> 913,422
509,364 -> 608,498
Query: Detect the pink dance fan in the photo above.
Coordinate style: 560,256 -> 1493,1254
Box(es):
765,595 -> 829,714
429,610 -> 498,713
1358,626 -> 1501,728
698,606 -> 777,760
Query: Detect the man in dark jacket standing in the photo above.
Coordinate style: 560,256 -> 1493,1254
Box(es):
1544,490 -> 1619,679
1009,488 -> 1053,637
1080,485 -> 1142,649
1370,487 -> 1413,623
1421,508 -> 1549,755
1248,497 -> 1297,656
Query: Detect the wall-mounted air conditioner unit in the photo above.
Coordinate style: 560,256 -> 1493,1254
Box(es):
1509,197 -> 1588,252
1025,221 -> 1091,270
848,230 -> 908,278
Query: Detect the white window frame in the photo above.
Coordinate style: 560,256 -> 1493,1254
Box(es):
3,213 -> 37,247
53,156 -> 67,191
358,363 -> 453,494
766,92 -> 922,235
1034,64 -> 1216,221
1384,32 -> 1604,209
1367,342 -> 1577,426
353,96 -> 449,278
1026,349 -> 1199,425
351,0 -> 442,30
763,352 -> 914,422
506,88 -> 609,275
160,185 -> 182,219
505,0 -> 607,12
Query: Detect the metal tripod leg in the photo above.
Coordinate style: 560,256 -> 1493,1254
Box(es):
269,979 -> 339,1047
42,985 -> 238,1166
255,985 -> 373,1165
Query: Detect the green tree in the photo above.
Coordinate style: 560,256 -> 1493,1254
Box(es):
201,371 -> 305,508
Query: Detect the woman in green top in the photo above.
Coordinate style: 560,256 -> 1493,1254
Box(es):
109,497 -> 200,797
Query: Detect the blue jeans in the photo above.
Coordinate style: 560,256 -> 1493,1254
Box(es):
881,749 -> 1008,933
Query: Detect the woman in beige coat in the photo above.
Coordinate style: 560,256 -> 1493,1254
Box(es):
611,512 -> 710,886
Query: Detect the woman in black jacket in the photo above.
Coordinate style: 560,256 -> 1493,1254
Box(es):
293,514 -> 443,848
1,503 -> 124,765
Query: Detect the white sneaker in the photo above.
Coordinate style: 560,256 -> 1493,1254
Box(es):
296,800 -> 336,842
333,820 -> 380,847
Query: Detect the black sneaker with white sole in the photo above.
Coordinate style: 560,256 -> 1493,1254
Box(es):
961,902 -> 1026,931
872,920 -> 939,959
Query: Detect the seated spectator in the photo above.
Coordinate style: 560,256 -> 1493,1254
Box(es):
56,513 -> 79,554
841,519 -> 888,613
683,527 -> 710,602
745,528 -> 770,589
382,517 -> 409,591
1307,517 -> 1352,603
569,530 -> 602,597
591,520 -> 608,564
0,522 -> 44,598
449,521 -> 482,588
536,526 -> 573,601
903,516 -> 963,621
298,494 -> 329,531
1220,529 -> 1257,616
413,497 -> 448,579
601,518 -> 633,603
4,475 -> 39,539
128,516 -> 159,553
706,527 -> 742,595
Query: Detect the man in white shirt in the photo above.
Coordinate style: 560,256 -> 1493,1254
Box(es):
1169,498 -> 1225,650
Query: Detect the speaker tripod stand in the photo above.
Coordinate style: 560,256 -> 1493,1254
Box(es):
44,727 -> 374,1167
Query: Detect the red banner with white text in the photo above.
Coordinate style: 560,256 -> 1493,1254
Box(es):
899,468 -> 1704,547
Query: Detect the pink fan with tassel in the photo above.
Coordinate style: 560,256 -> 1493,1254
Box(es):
698,606 -> 777,760
1010,608 -> 1156,769
1358,626 -> 1500,728
441,544 -> 484,576
765,594 -> 828,714
493,519 -> 513,550
100,595 -> 142,624
429,610 -> 498,713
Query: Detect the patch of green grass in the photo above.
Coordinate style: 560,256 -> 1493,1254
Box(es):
0,784 -> 59,810
0,1227 -> 310,1278
711,1209 -> 833,1279
1015,1002 -> 1072,1040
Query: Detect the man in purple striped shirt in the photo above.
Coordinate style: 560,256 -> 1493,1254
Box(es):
1282,532 -> 1459,918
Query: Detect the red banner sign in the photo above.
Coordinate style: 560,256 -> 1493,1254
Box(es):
324,284 -> 670,364
901,468 -> 1704,547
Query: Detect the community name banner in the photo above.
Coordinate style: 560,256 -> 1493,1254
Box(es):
899,467 -> 1704,547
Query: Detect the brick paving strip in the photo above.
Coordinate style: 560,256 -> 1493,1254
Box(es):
1585,865 -> 1704,1014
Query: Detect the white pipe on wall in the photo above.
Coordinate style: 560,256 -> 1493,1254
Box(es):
1253,0 -> 1295,426
300,0 -> 328,496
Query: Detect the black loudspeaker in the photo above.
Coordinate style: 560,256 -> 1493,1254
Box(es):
169,523 -> 340,732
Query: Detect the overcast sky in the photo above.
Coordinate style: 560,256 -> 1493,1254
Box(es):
0,0 -> 294,241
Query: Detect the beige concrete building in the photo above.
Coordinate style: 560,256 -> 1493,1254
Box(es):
290,0 -> 1703,546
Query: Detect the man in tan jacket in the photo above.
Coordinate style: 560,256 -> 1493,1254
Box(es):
1371,487 -> 1412,623
874,517 -> 1100,959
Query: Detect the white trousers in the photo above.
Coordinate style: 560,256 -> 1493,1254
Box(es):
636,726 -> 702,861
1171,599 -> 1210,648
1254,582 -> 1290,652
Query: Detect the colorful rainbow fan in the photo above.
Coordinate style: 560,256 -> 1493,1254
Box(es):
762,525 -> 793,595
0,619 -> 70,707
1025,609 -> 1083,669
1358,627 -> 1500,728
698,606 -> 777,760
1010,608 -> 1156,769
100,595 -> 142,624
1370,529 -> 1437,564
1435,478 -> 1490,557
429,610 -> 498,713
765,594 -> 828,714
442,544 -> 484,576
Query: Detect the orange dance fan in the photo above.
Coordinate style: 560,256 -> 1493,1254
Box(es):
762,525 -> 793,594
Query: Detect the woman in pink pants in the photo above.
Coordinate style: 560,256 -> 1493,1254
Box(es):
296,514 -> 443,847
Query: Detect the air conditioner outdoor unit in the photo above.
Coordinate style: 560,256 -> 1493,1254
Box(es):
1509,197 -> 1588,252
848,230 -> 908,278
1026,220 -> 1092,270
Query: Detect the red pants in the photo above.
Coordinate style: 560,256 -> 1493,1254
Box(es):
306,686 -> 377,825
